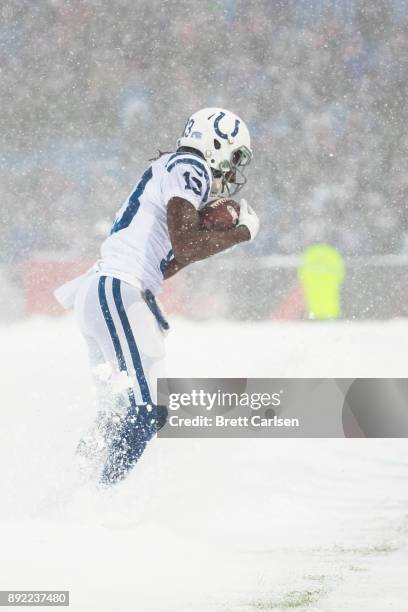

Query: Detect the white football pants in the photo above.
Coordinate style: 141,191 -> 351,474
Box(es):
74,273 -> 166,410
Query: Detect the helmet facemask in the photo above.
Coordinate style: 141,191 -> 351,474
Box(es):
210,144 -> 253,198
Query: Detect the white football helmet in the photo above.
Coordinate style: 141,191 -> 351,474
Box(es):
176,107 -> 253,197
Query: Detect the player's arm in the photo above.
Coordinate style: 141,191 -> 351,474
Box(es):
167,197 -> 250,266
162,256 -> 188,280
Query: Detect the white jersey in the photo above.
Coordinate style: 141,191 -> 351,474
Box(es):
98,151 -> 213,294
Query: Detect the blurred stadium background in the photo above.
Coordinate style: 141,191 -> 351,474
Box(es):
2,0 -> 408,320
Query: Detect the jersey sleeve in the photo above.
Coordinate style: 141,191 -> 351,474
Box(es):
162,155 -> 212,210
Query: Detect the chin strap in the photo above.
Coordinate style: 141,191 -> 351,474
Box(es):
210,169 -> 247,198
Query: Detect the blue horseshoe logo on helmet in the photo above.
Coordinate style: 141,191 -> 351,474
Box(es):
214,112 -> 240,140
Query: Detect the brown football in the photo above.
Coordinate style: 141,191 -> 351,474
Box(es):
199,198 -> 240,230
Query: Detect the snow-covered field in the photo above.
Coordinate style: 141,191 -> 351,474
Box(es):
1,315 -> 407,611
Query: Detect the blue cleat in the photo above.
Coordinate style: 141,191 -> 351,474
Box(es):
100,404 -> 167,486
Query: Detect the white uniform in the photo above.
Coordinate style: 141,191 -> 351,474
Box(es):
99,151 -> 212,294
56,150 -> 212,408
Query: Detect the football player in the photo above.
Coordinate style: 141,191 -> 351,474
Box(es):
55,107 -> 260,485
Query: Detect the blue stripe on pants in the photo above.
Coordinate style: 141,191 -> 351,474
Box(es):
111,278 -> 152,405
98,275 -> 136,408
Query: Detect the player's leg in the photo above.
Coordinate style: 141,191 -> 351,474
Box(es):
75,336 -> 127,473
73,274 -> 136,475
97,277 -> 167,485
